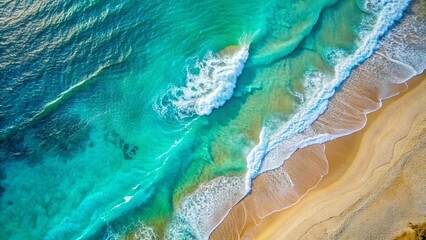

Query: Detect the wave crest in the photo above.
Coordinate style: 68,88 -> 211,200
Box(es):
156,44 -> 249,119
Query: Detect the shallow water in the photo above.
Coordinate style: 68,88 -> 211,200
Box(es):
0,0 -> 421,239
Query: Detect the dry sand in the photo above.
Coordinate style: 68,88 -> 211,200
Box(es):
211,72 -> 426,239
247,74 -> 426,239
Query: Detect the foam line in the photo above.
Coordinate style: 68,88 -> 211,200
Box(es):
156,43 -> 249,119
245,0 -> 413,188
168,1 -> 425,239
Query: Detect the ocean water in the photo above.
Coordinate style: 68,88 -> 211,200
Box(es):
0,0 -> 423,239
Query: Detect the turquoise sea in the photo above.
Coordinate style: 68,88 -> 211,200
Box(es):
0,0 -> 424,239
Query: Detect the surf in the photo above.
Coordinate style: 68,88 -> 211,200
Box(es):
246,0 -> 412,188
156,43 -> 249,119
166,0 -> 420,239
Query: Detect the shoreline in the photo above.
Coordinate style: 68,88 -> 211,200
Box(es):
210,69 -> 425,240
320,71 -> 424,187
249,72 -> 426,239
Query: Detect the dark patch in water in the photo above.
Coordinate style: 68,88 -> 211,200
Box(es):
0,132 -> 34,164
0,185 -> 4,198
104,130 -> 138,160
0,168 -> 4,199
123,145 -> 138,160
0,112 -> 92,166
34,113 -> 91,159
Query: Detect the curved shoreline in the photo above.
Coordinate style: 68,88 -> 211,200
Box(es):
227,72 -> 426,239
171,1 -> 420,238
211,0 -> 425,235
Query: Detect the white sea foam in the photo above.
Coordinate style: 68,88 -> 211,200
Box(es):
103,221 -> 158,240
168,0 -> 425,239
161,44 -> 249,119
132,224 -> 158,240
165,176 -> 247,239
245,0 -> 414,187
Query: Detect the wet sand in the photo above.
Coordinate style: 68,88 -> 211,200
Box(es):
210,71 -> 425,239
249,73 -> 426,239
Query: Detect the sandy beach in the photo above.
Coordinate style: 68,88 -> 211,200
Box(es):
211,72 -> 425,239
250,73 -> 425,239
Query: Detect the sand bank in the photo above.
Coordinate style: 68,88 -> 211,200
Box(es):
211,71 -> 425,239
211,1 -> 426,236
243,73 -> 426,239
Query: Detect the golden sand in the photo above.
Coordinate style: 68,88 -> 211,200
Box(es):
212,72 -> 425,239
394,222 -> 426,240
248,74 -> 426,239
